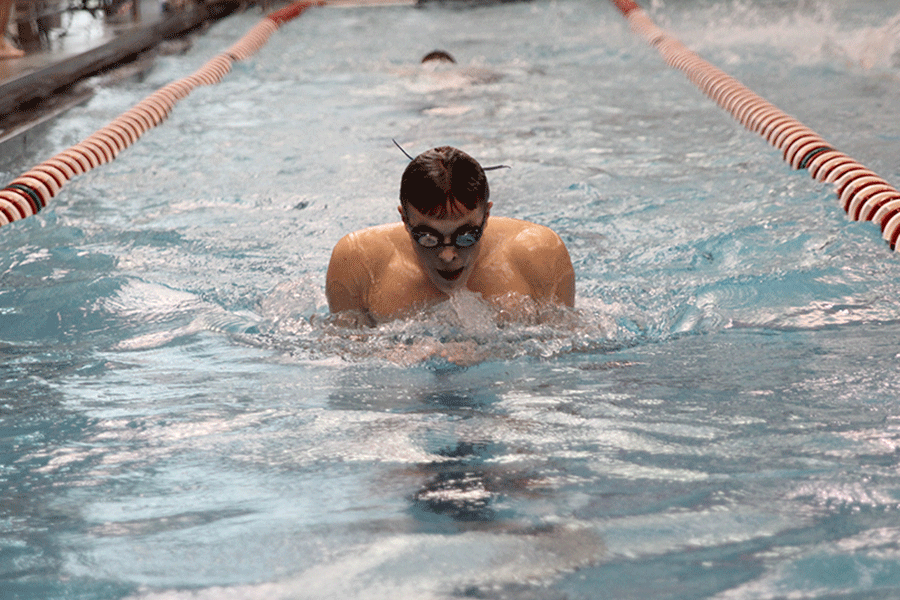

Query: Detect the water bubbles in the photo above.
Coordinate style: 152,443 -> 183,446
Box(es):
248,284 -> 618,366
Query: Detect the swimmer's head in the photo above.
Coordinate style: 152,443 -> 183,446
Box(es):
399,146 -> 489,218
421,50 -> 456,64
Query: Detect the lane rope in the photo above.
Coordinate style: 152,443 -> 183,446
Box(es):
0,0 -> 323,228
608,0 -> 900,250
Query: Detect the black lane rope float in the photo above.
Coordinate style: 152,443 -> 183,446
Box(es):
0,0 -> 323,228
608,0 -> 900,251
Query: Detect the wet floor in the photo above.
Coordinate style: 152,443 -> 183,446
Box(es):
0,0 -> 242,144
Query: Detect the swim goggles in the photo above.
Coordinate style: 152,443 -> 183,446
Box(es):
409,218 -> 486,249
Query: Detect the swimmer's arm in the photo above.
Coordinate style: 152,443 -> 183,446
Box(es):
554,246 -> 576,306
516,228 -> 576,307
326,234 -> 374,326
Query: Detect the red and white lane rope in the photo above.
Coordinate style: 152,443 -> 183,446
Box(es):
0,0 -> 322,228
609,0 -> 900,250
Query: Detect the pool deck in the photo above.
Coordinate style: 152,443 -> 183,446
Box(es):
0,0 -> 245,146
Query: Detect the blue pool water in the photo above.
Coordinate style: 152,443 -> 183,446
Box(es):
3,0 -> 900,598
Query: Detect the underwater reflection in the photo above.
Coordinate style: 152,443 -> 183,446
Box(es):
410,440 -> 504,528
315,363 -> 607,594
401,387 -> 554,536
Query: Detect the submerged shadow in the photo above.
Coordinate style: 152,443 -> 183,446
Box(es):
320,364 -> 607,595
405,388 -> 542,534
409,440 -> 503,528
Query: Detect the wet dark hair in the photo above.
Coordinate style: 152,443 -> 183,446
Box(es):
421,50 -> 456,64
399,146 -> 489,218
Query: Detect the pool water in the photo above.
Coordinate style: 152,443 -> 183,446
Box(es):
3,0 -> 900,598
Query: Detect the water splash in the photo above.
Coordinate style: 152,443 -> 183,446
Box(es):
662,1 -> 900,73
248,284 -> 620,366
855,11 -> 900,71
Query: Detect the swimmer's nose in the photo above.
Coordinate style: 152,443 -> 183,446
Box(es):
438,246 -> 457,263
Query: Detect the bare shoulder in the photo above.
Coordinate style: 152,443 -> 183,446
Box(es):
488,217 -> 568,257
326,222 -> 407,314
487,217 -> 575,306
333,222 -> 404,255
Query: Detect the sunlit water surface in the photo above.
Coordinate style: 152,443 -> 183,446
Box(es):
3,0 -> 900,598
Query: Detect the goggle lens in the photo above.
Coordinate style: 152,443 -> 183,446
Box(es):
412,228 -> 481,249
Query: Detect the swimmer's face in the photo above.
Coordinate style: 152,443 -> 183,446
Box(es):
401,203 -> 491,295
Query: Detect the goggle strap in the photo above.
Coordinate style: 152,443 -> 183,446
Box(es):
392,139 -> 509,171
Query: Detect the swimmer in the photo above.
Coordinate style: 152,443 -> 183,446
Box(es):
326,145 -> 575,326
421,49 -> 456,64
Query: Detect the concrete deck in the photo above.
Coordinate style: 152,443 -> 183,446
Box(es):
0,0 -> 244,146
